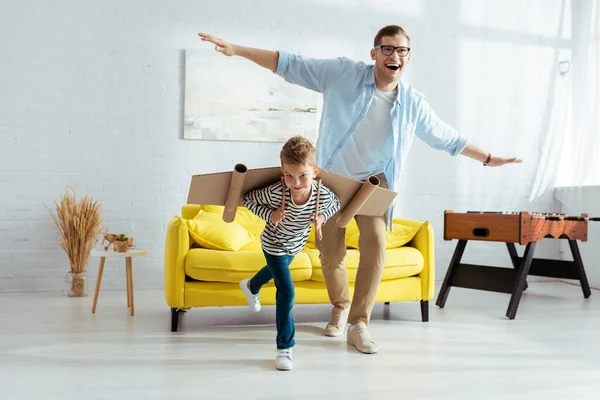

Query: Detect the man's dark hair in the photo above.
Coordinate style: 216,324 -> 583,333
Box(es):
374,25 -> 411,47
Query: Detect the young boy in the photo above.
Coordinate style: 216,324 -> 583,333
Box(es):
239,136 -> 341,371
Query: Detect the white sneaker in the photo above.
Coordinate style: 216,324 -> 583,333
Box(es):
239,278 -> 260,312
347,322 -> 378,354
324,307 -> 349,337
275,348 -> 293,371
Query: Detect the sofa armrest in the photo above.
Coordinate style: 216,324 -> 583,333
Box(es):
396,219 -> 435,300
164,216 -> 189,308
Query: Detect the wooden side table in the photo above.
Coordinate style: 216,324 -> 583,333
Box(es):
91,249 -> 149,316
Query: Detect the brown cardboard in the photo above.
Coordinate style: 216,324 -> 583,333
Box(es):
313,178 -> 322,238
222,164 -> 247,222
335,176 -> 379,227
187,165 -> 398,221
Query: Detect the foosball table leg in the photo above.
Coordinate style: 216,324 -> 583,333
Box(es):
506,242 -> 537,319
506,243 -> 528,291
568,240 -> 592,298
436,239 -> 468,308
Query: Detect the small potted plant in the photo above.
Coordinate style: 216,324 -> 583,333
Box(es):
114,233 -> 132,252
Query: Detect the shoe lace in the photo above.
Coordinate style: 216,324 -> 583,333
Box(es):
328,311 -> 344,328
356,327 -> 375,344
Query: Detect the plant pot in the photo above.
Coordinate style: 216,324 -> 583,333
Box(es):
114,241 -> 130,252
67,271 -> 87,297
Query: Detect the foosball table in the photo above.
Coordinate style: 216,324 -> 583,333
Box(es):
436,210 -> 599,319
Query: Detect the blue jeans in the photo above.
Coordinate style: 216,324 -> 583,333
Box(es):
249,251 -> 296,349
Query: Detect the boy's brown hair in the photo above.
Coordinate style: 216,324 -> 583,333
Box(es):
280,136 -> 317,166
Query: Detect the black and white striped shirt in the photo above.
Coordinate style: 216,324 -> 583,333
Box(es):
243,180 -> 341,256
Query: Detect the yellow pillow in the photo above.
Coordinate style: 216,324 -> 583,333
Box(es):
200,205 -> 265,235
186,210 -> 255,251
306,218 -> 359,246
346,222 -> 422,249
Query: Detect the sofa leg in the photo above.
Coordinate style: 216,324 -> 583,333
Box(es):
171,308 -> 180,332
384,302 -> 390,305
420,300 -> 429,322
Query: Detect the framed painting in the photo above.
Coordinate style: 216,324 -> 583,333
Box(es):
183,49 -> 320,143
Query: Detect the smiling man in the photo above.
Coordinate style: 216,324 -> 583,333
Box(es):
198,25 -> 521,354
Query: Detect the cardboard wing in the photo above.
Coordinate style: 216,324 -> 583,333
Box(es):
187,164 -> 397,227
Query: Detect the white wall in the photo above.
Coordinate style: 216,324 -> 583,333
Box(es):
0,0 -> 564,292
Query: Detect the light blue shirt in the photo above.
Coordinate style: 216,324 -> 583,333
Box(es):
275,51 -> 469,225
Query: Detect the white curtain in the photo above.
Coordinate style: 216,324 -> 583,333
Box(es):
530,0 -> 600,202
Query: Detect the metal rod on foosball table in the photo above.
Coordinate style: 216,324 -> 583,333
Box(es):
563,216 -> 600,221
531,215 -> 564,220
530,216 -> 600,221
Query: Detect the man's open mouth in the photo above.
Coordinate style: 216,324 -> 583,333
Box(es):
386,64 -> 400,71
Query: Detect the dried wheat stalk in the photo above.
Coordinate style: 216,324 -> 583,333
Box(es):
45,186 -> 104,273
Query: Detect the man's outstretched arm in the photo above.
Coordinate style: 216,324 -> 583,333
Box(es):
412,96 -> 523,167
199,32 -> 345,93
460,142 -> 522,167
198,32 -> 278,72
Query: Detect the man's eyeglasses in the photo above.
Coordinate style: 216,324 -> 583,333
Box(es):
375,45 -> 410,57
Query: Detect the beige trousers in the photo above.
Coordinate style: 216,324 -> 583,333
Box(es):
316,174 -> 388,326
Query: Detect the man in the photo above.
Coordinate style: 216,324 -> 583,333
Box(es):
198,25 -> 521,354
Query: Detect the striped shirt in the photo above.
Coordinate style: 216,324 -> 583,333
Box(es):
243,180 -> 341,256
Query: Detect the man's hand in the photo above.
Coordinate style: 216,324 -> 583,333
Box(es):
197,32 -> 279,72
460,143 -> 523,167
486,156 -> 523,167
198,32 -> 237,56
311,214 -> 325,241
270,207 -> 286,226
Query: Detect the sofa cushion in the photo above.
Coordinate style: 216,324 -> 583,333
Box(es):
238,238 -> 263,252
304,246 -> 424,282
200,205 -> 266,237
346,221 -> 423,249
187,210 -> 255,252
185,249 -> 313,283
306,218 -> 360,249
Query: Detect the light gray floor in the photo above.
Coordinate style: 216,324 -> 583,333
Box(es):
1,281 -> 599,400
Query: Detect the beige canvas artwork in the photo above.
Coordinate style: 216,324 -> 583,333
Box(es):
183,49 -> 320,143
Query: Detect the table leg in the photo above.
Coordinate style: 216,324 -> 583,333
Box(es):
506,243 -> 528,290
436,239 -> 468,308
125,259 -> 131,308
126,257 -> 134,316
506,242 -> 537,319
92,257 -> 106,313
568,240 -> 592,298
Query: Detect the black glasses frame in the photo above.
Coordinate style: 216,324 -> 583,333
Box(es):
374,45 -> 411,56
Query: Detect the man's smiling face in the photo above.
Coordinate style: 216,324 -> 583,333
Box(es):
371,34 -> 411,87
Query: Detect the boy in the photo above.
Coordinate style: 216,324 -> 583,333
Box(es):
239,136 -> 341,371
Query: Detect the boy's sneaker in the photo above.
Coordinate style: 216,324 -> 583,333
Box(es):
239,278 -> 260,312
275,348 -> 293,371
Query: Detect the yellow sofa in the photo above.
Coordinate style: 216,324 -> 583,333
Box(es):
164,204 -> 435,332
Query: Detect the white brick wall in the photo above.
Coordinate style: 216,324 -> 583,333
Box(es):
0,1 -> 561,292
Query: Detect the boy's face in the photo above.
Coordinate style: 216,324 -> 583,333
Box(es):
281,162 -> 321,197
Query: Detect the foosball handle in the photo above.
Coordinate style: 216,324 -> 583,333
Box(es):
590,217 -> 600,222
546,216 -> 561,221
565,216 -> 585,221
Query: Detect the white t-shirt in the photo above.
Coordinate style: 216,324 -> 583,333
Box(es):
330,88 -> 396,180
